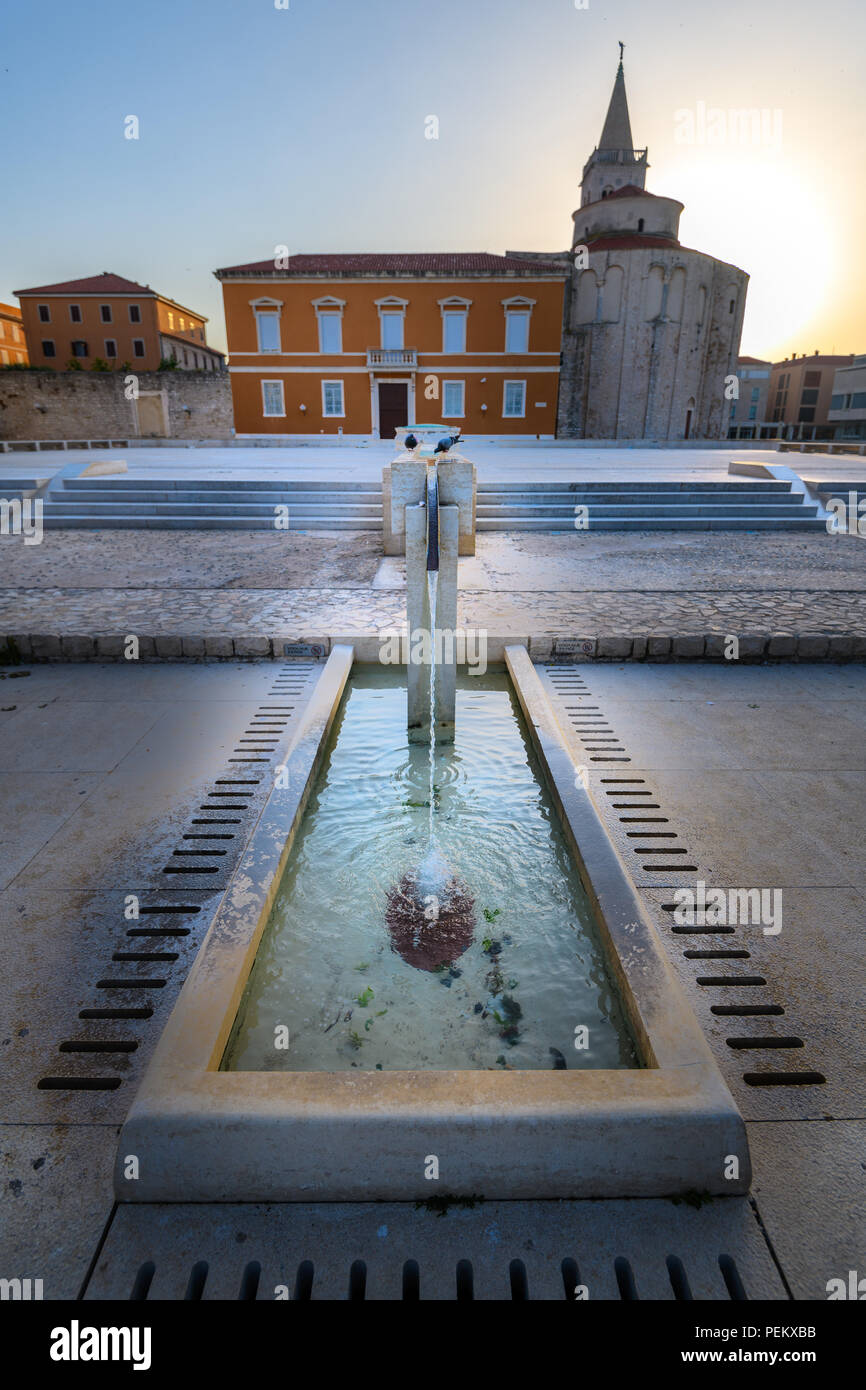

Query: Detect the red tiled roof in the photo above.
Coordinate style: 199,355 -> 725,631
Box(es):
583,232 -> 680,251
738,355 -> 771,366
602,184 -> 658,200
214,252 -> 569,279
13,272 -> 156,296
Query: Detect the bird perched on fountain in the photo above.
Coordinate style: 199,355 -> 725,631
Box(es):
435,433 -> 461,455
405,433 -> 418,451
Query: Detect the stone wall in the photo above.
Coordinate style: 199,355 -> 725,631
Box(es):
0,369 -> 233,441
557,248 -> 748,440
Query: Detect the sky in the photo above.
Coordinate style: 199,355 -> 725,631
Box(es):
1,0 -> 863,361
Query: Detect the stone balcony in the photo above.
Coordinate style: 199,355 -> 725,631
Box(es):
366,348 -> 418,369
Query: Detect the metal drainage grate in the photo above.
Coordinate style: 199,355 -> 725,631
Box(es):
114,1249 -> 759,1302
542,664 -> 826,1092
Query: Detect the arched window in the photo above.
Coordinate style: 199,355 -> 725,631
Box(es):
601,266 -> 624,323
644,266 -> 664,320
575,270 -> 598,324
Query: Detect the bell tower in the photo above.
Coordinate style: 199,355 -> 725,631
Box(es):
580,47 -> 648,207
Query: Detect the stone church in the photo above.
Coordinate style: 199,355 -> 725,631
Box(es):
512,57 -> 749,440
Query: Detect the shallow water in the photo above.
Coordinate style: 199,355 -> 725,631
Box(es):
223,668 -> 638,1073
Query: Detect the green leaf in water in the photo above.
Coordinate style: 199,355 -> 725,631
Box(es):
354,962 -> 370,973
364,1018 -> 374,1032
483,907 -> 501,924
375,1009 -> 388,1017
482,937 -> 492,953
348,1030 -> 365,1050
356,986 -> 374,1007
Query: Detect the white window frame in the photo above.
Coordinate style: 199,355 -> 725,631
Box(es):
68,303 -> 82,323
503,379 -> 527,418
317,313 -> 342,354
502,296 -> 535,353
104,338 -> 118,358
255,311 -> 281,353
132,338 -> 145,358
439,296 -> 471,353
261,380 -> 285,418
38,304 -> 51,323
129,304 -> 141,323
375,296 -> 408,351
321,379 -> 345,418
442,311 -> 467,353
100,304 -> 113,323
504,311 -> 530,353
441,380 -> 465,418
380,313 -> 404,350
42,339 -> 56,357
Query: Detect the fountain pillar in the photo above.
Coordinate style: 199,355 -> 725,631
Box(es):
406,501 -> 458,743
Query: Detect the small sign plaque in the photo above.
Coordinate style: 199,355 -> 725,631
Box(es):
283,642 -> 326,659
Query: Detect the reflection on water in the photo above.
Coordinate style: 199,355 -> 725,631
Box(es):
223,668 -> 638,1073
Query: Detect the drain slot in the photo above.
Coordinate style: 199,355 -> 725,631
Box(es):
38,1076 -> 122,1091
96,978 -> 166,989
726,1036 -> 803,1049
80,1007 -> 153,1019
696,975 -> 766,987
127,928 -> 190,938
684,949 -> 749,959
59,1040 -> 138,1053
712,1004 -> 783,1016
742,1071 -> 826,1086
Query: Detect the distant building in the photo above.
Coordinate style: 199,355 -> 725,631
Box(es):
13,272 -> 225,372
728,356 -> 772,439
828,355 -> 866,442
521,58 -> 749,440
0,302 -> 28,366
767,352 -> 854,441
214,253 -> 567,437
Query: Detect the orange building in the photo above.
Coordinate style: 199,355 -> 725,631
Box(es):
13,272 -> 225,372
214,253 -> 568,437
0,302 -> 29,366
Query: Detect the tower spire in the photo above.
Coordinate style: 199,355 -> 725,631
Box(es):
579,48 -> 648,207
598,52 -> 634,151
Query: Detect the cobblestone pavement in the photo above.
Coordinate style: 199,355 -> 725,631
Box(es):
2,586 -> 865,647
1,528 -> 865,653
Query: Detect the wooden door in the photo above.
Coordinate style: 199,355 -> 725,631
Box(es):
378,383 -> 408,439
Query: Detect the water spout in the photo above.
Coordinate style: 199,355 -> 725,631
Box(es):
425,464 -> 439,572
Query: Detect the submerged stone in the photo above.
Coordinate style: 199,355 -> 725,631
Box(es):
385,869 -> 476,972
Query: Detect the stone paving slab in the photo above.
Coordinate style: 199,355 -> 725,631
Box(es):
0,772 -> 102,891
0,1122 -> 119,1300
747,1120 -> 866,1300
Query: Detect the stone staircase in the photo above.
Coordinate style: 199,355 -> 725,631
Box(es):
38,477 -> 383,530
32,474 -> 829,533
476,479 -> 825,531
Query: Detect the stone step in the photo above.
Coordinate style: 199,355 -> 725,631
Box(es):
42,500 -> 382,517
61,477 -> 382,493
477,516 -> 827,532
476,489 -> 796,505
476,503 -> 818,519
48,489 -> 381,506
40,514 -> 381,530
804,481 -> 866,494
476,480 -> 793,493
